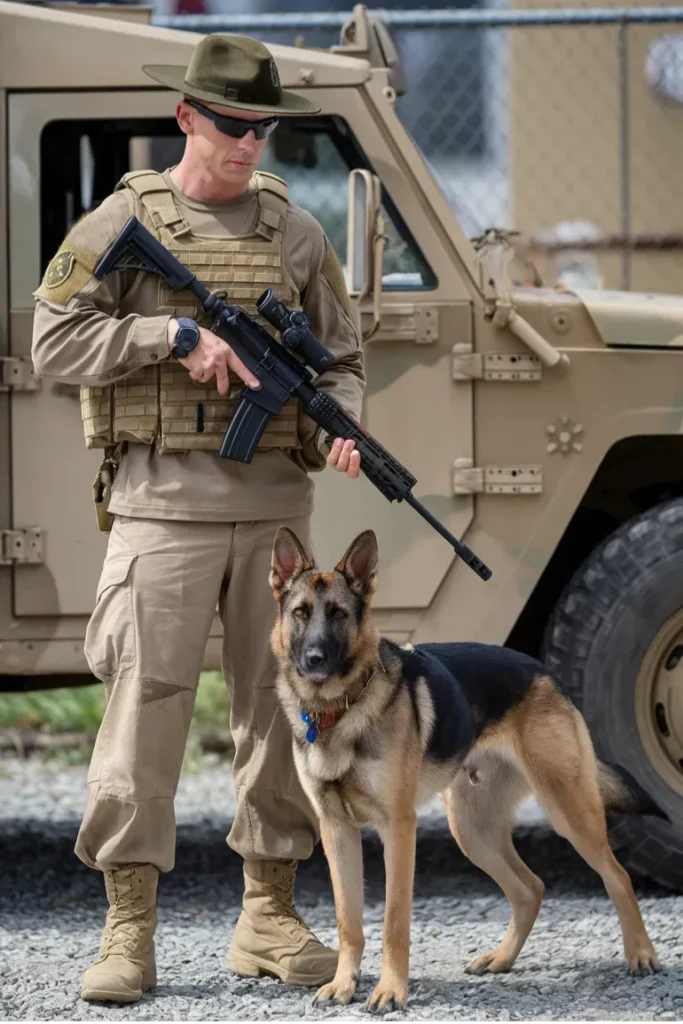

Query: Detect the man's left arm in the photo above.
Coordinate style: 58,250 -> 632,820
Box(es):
285,206 -> 367,473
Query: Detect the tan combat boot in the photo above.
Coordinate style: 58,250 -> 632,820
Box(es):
81,863 -> 158,1003
227,859 -> 338,987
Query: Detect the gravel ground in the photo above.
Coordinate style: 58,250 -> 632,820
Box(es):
1,754 -> 682,1021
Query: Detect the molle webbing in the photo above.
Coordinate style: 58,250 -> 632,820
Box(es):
80,169 -> 302,454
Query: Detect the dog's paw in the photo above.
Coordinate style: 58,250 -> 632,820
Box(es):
465,948 -> 514,976
313,975 -> 359,1007
365,977 -> 407,1014
627,946 -> 662,977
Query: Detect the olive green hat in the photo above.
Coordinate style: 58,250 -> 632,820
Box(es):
142,33 -> 320,115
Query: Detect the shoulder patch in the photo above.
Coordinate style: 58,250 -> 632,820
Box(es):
43,250 -> 75,289
35,243 -> 99,306
34,192 -> 134,307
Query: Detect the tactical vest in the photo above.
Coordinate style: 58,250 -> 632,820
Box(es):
80,169 -> 302,454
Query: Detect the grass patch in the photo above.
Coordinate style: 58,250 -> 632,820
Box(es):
191,671 -> 231,731
185,670 -> 233,772
0,684 -> 105,733
0,671 -> 233,766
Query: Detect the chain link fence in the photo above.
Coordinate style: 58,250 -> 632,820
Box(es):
153,6 -> 683,291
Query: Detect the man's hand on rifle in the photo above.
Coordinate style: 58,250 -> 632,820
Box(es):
167,321 -> 261,395
327,437 -> 361,479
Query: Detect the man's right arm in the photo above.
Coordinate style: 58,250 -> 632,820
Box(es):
31,191 -> 171,386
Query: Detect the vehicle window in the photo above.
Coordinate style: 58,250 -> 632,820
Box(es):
259,116 -> 436,290
39,113 -> 436,291
39,116 -> 180,273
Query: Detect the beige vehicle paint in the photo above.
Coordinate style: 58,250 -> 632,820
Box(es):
2,0 -> 683,886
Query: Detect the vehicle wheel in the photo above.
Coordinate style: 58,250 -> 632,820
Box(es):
541,497 -> 683,890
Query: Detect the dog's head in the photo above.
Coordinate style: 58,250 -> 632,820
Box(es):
269,527 -> 379,698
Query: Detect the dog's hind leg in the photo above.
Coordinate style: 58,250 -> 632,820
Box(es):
444,752 -> 545,975
514,689 -> 661,976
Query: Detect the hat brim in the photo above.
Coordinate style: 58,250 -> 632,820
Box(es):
142,64 -> 321,115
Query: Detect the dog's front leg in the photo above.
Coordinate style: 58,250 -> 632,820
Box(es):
366,811 -> 417,1013
313,816 -> 364,1007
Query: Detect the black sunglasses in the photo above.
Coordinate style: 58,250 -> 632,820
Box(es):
185,98 -> 279,140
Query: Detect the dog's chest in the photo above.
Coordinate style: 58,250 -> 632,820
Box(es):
303,733 -> 356,782
325,762 -> 387,828
301,738 -> 388,827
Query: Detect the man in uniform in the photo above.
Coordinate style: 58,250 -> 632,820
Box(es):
31,32 -> 365,1004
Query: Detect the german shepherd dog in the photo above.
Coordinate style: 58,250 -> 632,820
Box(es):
269,526 -> 667,1013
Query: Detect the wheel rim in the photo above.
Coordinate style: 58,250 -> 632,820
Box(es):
635,608 -> 683,797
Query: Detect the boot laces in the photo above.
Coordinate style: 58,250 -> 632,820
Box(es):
266,864 -> 323,947
101,869 -> 149,958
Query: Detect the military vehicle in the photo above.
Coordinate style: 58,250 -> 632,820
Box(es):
2,0 -> 683,889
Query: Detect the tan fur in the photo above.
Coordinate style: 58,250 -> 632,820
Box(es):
444,679 -> 659,977
269,529 -> 662,1012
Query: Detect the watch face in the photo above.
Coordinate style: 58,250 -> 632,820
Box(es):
177,329 -> 195,349
174,319 -> 199,356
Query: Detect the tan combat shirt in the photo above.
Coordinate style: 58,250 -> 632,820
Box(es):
31,169 -> 366,523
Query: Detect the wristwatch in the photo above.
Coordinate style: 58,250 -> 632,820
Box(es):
170,317 -> 200,359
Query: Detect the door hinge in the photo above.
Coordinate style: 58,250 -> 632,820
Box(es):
0,357 -> 39,392
361,304 -> 439,344
453,459 -> 543,495
413,306 -> 439,345
0,528 -> 44,566
452,344 -> 541,381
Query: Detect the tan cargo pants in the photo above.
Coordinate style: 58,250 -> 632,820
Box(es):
74,512 -> 319,874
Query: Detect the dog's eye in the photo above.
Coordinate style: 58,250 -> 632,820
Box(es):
293,605 -> 310,619
329,606 -> 348,619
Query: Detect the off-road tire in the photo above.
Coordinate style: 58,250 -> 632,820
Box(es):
541,498 -> 683,890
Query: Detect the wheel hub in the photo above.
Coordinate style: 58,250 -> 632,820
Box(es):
635,609 -> 683,797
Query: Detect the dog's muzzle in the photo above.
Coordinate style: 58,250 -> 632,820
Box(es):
303,645 -> 326,673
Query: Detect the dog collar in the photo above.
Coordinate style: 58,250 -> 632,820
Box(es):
300,706 -> 345,743
300,661 -> 381,743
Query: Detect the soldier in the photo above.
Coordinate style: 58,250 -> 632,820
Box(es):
30,33 -> 365,1004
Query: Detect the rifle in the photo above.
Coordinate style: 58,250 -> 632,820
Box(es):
94,216 -> 493,582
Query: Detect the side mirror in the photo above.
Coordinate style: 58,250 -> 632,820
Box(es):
346,169 -> 384,340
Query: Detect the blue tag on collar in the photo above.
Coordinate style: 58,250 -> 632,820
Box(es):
301,709 -> 319,743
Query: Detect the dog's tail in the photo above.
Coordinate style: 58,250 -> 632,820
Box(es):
597,761 -> 670,822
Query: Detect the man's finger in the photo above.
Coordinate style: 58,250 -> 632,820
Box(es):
347,450 -> 361,478
326,438 -> 344,466
225,348 -> 261,390
214,361 -> 229,397
336,445 -> 352,473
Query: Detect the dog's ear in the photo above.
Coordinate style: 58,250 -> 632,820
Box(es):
335,529 -> 379,597
270,527 -> 313,600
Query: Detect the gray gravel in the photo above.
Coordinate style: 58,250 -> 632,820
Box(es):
1,754 -> 682,1021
